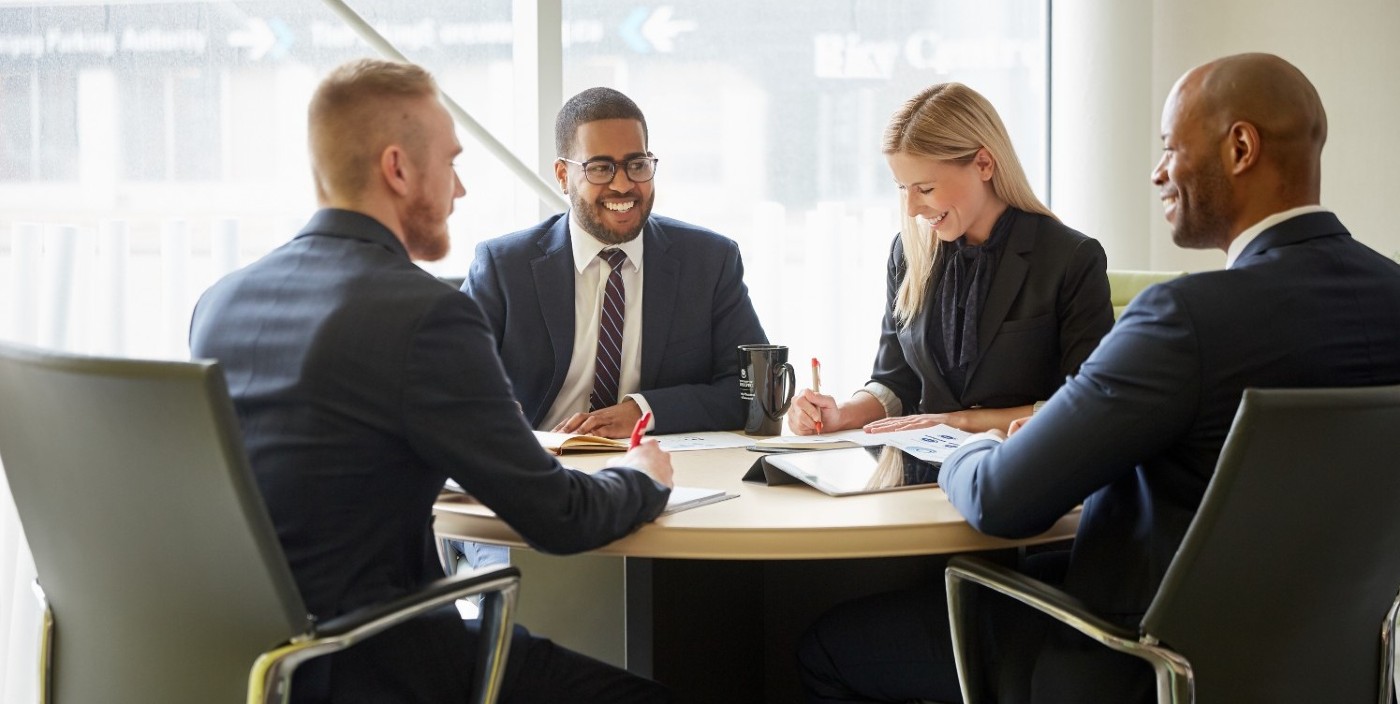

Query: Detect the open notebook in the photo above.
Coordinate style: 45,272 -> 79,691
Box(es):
533,430 -> 628,454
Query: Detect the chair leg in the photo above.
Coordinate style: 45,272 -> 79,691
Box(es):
945,569 -> 984,704
471,580 -> 520,704
1381,587 -> 1400,704
1151,660 -> 1194,704
439,537 -> 459,575
32,581 -> 54,704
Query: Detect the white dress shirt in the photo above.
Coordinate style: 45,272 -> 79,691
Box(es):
1225,205 -> 1330,269
539,212 -> 654,431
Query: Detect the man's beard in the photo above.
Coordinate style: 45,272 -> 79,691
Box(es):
572,190 -> 653,245
1171,159 -> 1233,250
402,194 -> 450,261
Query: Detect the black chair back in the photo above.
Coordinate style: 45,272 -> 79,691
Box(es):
1143,385 -> 1400,703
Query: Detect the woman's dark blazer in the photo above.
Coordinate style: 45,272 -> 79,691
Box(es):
869,211 -> 1114,414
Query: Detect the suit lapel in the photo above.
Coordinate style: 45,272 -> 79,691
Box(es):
967,212 -> 1034,380
640,220 -> 678,389
530,217 -> 577,420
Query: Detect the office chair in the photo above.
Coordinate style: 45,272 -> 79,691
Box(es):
945,384 -> 1400,703
0,342 -> 520,704
1106,269 -> 1186,319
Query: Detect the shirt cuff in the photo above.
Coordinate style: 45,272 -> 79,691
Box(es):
624,393 -> 656,430
959,431 -> 1006,447
858,382 -> 902,419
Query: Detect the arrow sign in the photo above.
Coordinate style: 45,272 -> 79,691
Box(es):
619,6 -> 696,54
228,17 -> 293,61
618,7 -> 651,53
640,6 -> 694,53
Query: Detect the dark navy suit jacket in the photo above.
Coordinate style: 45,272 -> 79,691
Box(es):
871,210 -> 1114,413
942,211 -> 1400,701
189,209 -> 669,703
466,213 -> 768,434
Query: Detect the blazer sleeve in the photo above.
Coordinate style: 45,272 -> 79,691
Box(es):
1055,235 -> 1115,378
938,284 -> 1201,538
403,291 -> 669,554
643,239 -> 767,433
868,235 -> 922,415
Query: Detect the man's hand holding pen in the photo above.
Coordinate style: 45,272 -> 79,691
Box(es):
606,440 -> 674,488
606,411 -> 674,488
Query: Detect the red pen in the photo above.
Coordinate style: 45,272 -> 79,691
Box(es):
811,357 -> 823,434
629,412 -> 653,449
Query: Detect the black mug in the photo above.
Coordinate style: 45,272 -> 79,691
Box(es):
738,344 -> 796,436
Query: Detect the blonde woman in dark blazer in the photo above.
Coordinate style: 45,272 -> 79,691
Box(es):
788,83 -> 1113,436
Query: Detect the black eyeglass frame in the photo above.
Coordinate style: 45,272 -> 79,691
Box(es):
557,156 -> 660,185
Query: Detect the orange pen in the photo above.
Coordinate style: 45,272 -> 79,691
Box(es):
811,357 -> 823,434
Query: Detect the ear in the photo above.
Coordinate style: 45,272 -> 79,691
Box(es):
1225,121 -> 1260,176
974,147 -> 996,181
554,159 -> 570,194
380,145 -> 411,197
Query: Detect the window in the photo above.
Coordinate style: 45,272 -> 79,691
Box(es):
560,1 -> 1048,394
0,5 -> 1047,699
0,0 -> 519,357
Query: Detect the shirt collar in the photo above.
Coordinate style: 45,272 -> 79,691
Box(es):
1225,204 -> 1330,269
955,206 -> 1018,254
298,208 -> 409,259
568,210 -> 645,274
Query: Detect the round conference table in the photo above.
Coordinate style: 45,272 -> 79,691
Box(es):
433,443 -> 1080,704
433,445 -> 1080,558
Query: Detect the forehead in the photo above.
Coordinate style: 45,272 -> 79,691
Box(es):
570,118 -> 647,159
886,151 -> 970,186
1160,71 -> 1203,138
408,96 -> 460,153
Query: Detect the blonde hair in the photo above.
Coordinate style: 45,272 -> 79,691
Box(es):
883,83 -> 1054,325
308,58 -> 439,204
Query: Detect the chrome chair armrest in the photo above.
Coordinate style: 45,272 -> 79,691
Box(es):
1384,588 -> 1400,704
33,581 -> 53,704
248,565 -> 521,704
944,556 -> 1193,704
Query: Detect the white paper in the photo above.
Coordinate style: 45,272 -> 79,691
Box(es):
651,431 -> 755,452
767,428 -> 884,447
871,424 -> 972,463
662,485 -> 736,514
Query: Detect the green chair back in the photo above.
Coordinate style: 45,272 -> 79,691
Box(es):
1107,269 -> 1186,319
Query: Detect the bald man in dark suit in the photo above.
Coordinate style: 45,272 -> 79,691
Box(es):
799,52 -> 1400,704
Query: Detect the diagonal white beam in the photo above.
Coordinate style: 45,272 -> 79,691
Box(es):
317,0 -> 568,213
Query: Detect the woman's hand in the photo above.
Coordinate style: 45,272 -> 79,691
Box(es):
786,389 -> 838,435
862,413 -> 960,433
863,405 -> 1035,434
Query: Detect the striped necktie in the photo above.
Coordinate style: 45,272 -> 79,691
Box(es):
589,248 -> 628,411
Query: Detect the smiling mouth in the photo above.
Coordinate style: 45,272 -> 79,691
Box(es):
604,201 -> 636,213
1160,194 -> 1178,222
929,211 -> 948,228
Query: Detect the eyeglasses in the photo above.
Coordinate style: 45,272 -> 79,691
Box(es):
558,156 -> 660,185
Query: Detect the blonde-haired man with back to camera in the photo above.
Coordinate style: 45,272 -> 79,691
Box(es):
191,58 -> 674,704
